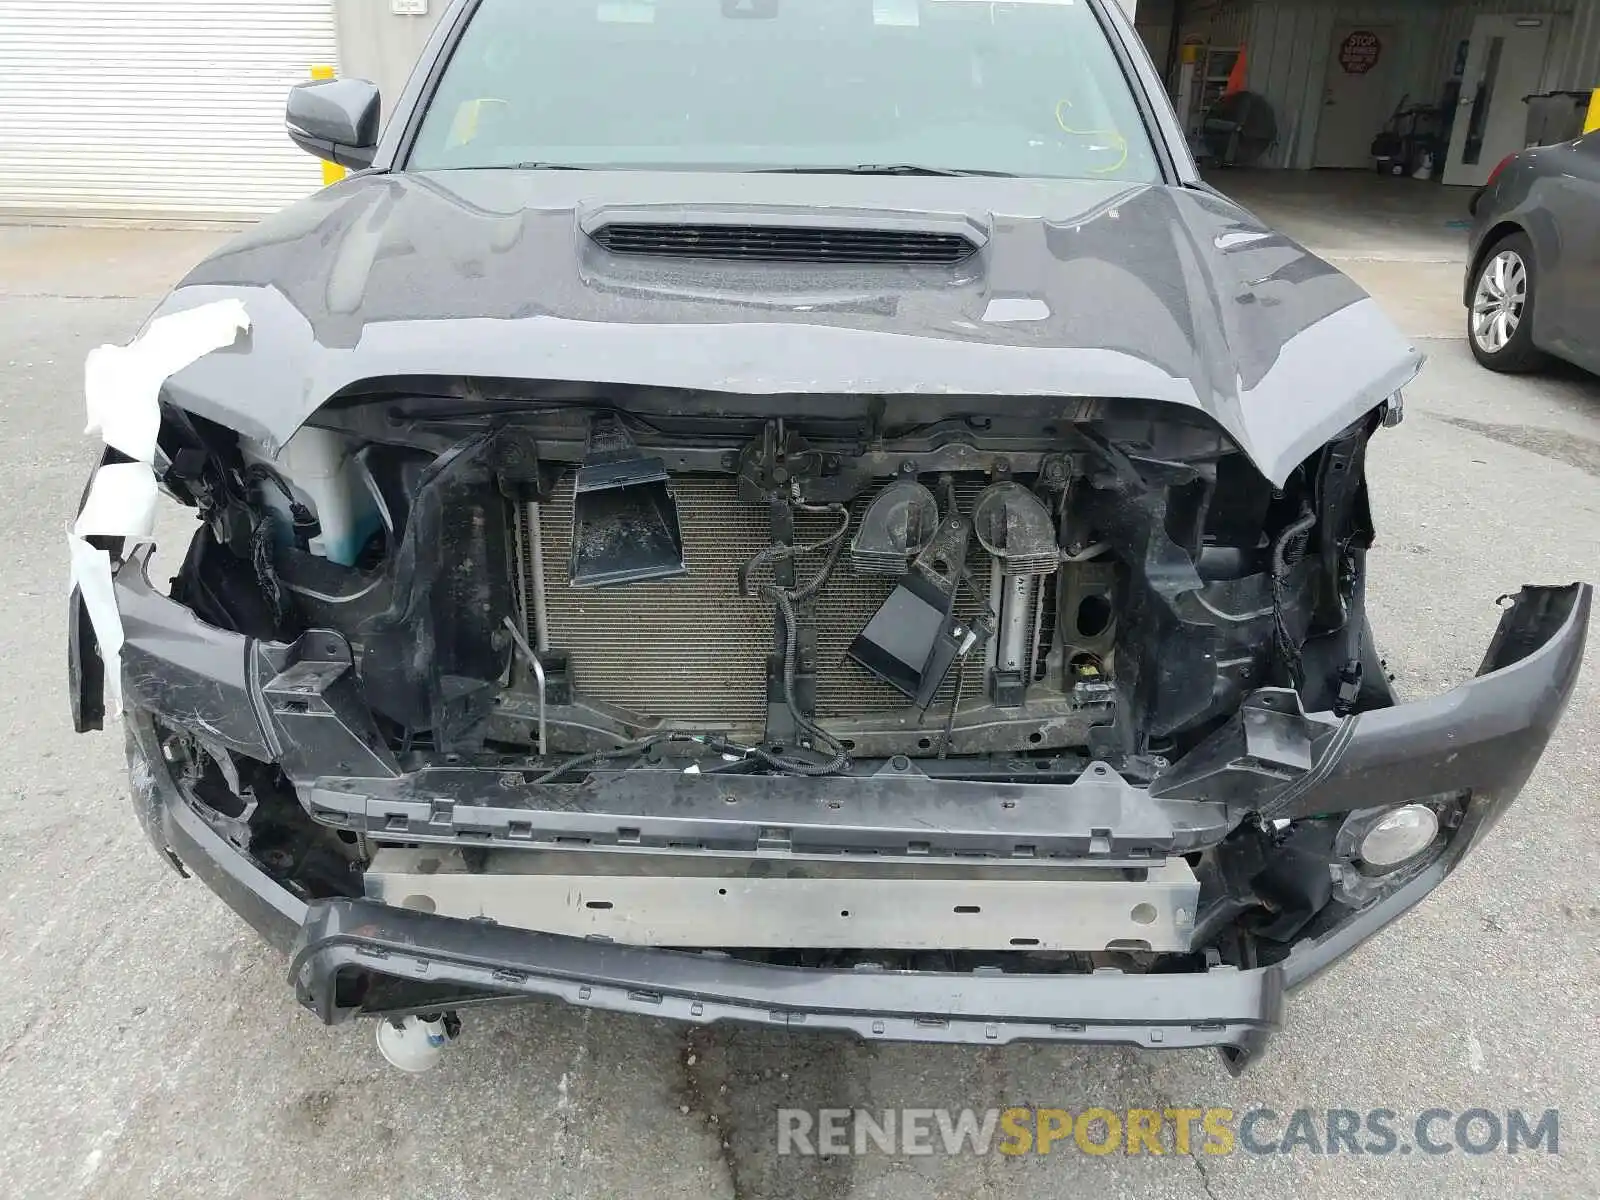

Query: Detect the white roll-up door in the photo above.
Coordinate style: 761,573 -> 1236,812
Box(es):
0,0 -> 337,219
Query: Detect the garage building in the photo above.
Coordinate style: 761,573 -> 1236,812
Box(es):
1137,0 -> 1600,184
0,0 -> 1596,218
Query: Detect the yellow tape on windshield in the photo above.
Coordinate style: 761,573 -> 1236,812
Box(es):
1055,99 -> 1128,175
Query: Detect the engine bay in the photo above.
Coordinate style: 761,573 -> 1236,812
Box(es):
152,386 -> 1381,784
92,376 -> 1586,998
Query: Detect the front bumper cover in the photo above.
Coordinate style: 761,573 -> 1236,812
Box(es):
103,570 -> 1588,1073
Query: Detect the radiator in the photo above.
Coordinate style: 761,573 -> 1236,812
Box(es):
522,473 -> 997,729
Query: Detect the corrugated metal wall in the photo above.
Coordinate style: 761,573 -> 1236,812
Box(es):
1182,0 -> 1257,46
1177,0 -> 1600,169
1135,19 -> 1176,70
1547,0 -> 1600,87
0,0 -> 336,217
1247,0 -> 1450,167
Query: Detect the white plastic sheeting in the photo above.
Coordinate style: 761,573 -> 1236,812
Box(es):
68,301 -> 252,715
84,300 -> 250,463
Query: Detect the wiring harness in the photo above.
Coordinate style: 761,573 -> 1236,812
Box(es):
738,501 -> 854,776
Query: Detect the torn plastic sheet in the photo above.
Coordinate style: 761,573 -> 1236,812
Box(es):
84,299 -> 250,463
72,462 -> 158,541
66,458 -> 156,717
68,533 -> 126,716
70,297 -> 251,718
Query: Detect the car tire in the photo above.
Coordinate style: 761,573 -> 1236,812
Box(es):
1467,232 -> 1546,372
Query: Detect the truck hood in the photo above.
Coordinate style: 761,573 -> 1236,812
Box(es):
156,169 -> 1421,486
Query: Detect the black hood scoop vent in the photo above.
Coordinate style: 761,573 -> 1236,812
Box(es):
582,206 -> 986,266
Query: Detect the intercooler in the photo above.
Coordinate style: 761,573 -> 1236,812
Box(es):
521,472 -> 1004,730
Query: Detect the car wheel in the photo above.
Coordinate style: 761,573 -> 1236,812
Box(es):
1468,233 -> 1546,372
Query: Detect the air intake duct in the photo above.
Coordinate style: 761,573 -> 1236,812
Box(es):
568,414 -> 687,588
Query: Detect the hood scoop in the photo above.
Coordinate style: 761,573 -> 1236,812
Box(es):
582,206 -> 985,265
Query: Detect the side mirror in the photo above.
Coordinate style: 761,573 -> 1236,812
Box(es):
286,78 -> 381,170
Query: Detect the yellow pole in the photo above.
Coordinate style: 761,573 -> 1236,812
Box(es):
1585,88 -> 1600,135
310,65 -> 347,186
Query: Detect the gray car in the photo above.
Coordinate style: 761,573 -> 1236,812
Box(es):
66,0 -> 1589,1075
1467,132 -> 1600,374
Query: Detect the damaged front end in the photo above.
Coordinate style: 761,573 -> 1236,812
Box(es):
72,364 -> 1589,1071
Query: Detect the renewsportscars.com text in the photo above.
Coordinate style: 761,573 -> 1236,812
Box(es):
776,1107 -> 1559,1158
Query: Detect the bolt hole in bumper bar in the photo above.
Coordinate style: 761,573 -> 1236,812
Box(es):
92,558 -> 1587,1073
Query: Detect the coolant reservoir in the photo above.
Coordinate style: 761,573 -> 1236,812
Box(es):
241,429 -> 379,566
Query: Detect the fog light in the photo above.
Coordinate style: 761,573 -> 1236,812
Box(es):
1359,804 -> 1440,868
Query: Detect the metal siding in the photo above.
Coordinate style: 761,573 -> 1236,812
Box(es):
1242,0 -> 1461,168
1177,0 -> 1253,43
1241,0 -> 1328,167
1541,0 -> 1600,89
1135,21 -> 1176,70
1211,2 -> 1257,45
1251,2 -> 1333,166
0,0 -> 336,218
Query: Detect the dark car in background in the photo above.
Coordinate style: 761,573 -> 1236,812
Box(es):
1467,132 -> 1600,374
67,0 -> 1588,1073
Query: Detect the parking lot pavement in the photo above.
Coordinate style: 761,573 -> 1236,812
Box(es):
1,226 -> 1596,1200
1215,170 -> 1477,341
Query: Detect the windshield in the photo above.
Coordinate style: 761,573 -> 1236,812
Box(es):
409,0 -> 1159,181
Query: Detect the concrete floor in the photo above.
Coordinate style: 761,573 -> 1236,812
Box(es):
1213,169 -> 1478,339
1215,169 -> 1476,260
1,183 -> 1598,1200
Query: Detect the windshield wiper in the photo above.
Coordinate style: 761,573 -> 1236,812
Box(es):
466,162 -> 1016,176
756,163 -> 1014,178
474,162 -> 593,171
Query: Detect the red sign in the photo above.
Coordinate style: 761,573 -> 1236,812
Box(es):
1338,30 -> 1382,75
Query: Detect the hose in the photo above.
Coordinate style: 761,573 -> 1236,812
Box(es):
501,615 -> 546,757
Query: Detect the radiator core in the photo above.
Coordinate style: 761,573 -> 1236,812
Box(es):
523,473 -> 993,729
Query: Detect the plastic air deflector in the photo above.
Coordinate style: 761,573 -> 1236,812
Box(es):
848,514 -> 982,709
569,413 -> 687,588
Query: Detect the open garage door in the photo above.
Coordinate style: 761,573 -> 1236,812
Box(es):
0,0 -> 336,219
